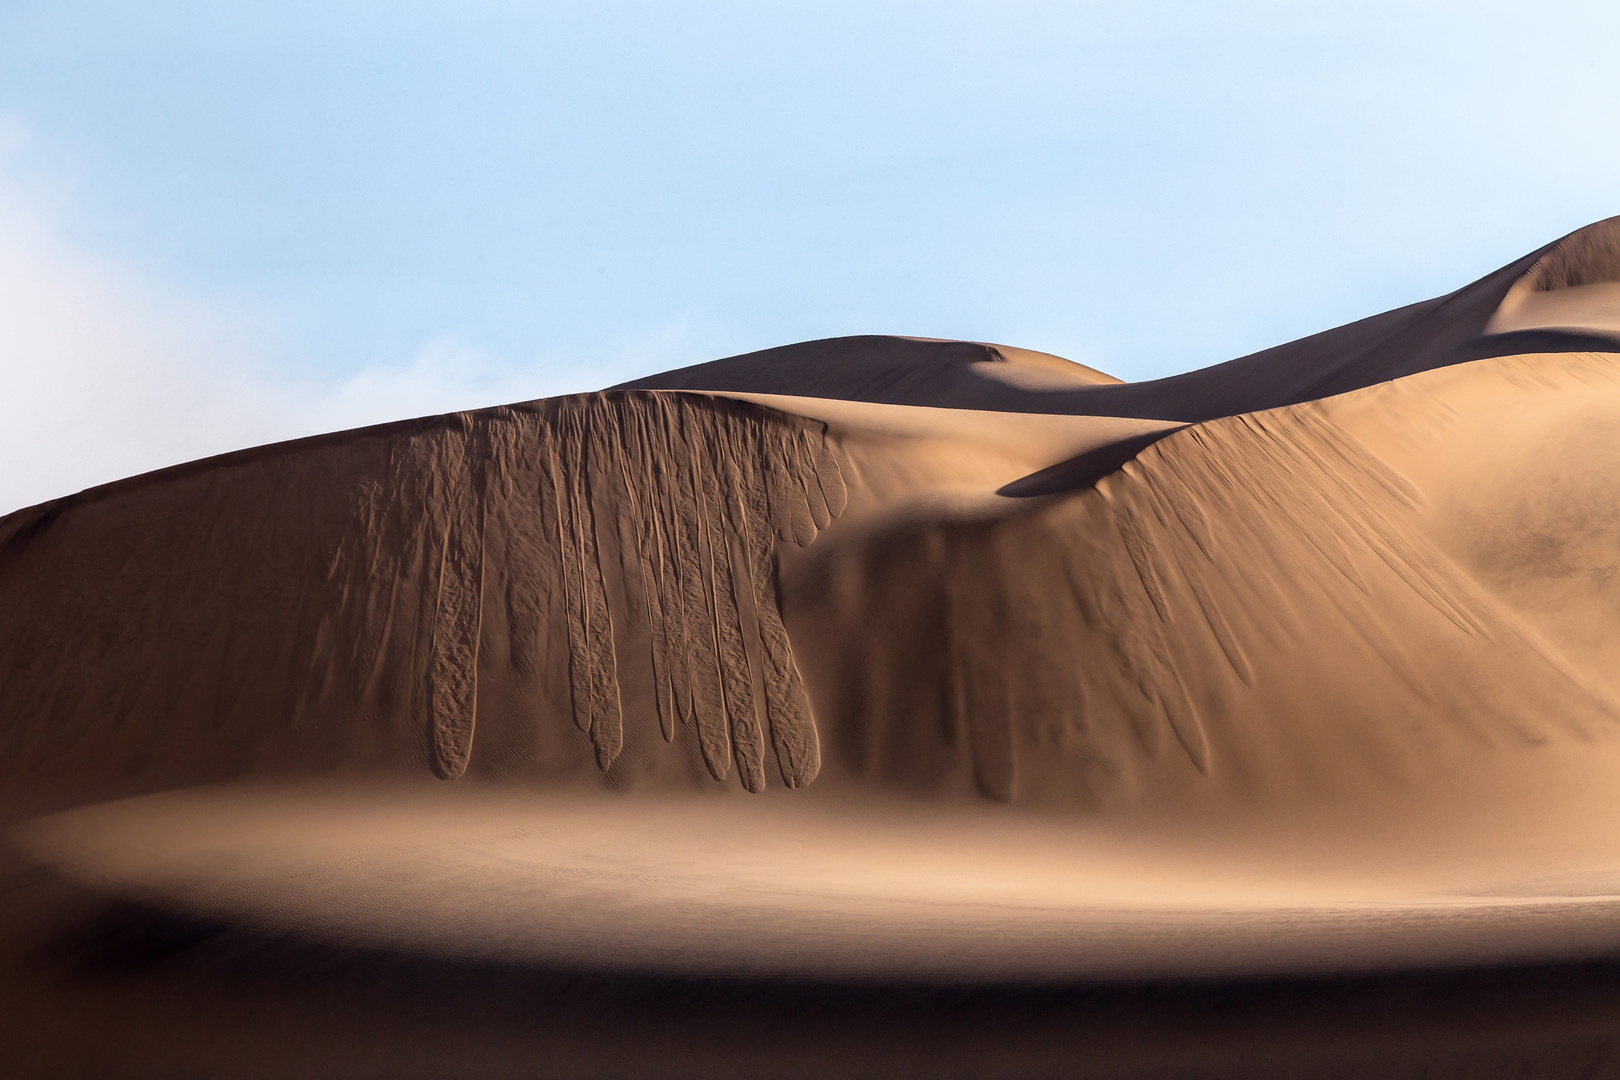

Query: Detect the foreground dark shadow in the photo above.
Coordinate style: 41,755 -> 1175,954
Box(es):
8,894 -> 1620,1079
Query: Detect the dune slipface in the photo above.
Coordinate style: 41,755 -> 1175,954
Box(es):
7,218 -> 1620,1076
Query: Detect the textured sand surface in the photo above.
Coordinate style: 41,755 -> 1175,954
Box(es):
6,217 -> 1620,1076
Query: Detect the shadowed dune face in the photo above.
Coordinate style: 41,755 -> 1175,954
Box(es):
0,392 -> 849,798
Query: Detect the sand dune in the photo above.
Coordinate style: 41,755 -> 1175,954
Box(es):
7,217 -> 1620,1075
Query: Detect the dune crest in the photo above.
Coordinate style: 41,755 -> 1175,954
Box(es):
1488,217 -> 1620,336
1525,216 -> 1620,292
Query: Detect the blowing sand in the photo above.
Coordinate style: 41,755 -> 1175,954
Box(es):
6,217 -> 1620,1076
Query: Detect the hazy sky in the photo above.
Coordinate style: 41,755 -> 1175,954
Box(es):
2,0 -> 1618,511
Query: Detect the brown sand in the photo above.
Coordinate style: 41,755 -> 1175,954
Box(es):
6,218 -> 1620,1075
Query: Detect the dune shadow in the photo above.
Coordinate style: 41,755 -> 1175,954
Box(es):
13,896 -> 1620,1078
998,429 -> 1185,497
1455,328 -> 1620,363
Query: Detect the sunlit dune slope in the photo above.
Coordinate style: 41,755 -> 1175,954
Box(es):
783,350 -> 1620,812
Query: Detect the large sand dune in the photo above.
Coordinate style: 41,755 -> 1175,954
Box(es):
6,217 -> 1620,1075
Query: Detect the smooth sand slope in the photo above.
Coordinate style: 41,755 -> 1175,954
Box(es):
6,217 -> 1620,1076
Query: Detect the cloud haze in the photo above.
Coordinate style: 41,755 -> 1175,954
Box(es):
0,124 -> 288,512
0,120 -> 682,513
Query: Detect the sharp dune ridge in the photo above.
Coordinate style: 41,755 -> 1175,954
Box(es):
1530,219 -> 1620,291
8,217 -> 1620,1075
620,216 -> 1620,422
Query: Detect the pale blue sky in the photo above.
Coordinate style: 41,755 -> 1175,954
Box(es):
1,1 -> 1617,509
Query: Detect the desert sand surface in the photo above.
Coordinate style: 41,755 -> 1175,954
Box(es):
7,217 -> 1620,1076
